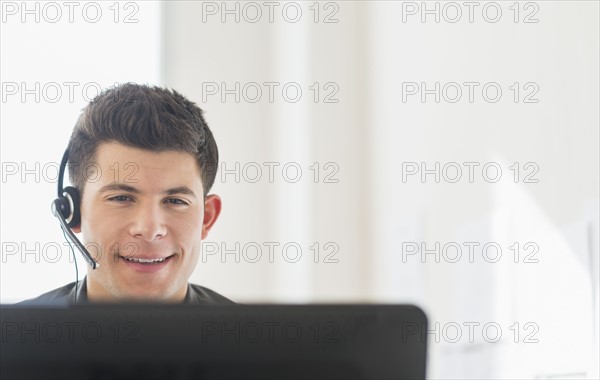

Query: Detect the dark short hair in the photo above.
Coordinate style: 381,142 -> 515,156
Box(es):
67,83 -> 218,196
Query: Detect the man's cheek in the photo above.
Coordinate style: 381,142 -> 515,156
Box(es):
172,220 -> 199,239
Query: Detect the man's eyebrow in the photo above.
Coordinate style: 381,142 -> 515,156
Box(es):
163,186 -> 197,198
98,184 -> 197,198
98,183 -> 140,194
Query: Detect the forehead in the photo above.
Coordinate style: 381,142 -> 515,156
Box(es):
90,141 -> 203,190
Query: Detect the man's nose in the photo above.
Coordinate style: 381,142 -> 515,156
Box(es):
128,202 -> 167,241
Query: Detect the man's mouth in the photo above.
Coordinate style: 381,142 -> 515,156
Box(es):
119,254 -> 175,265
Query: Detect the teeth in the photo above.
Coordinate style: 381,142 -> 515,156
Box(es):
124,257 -> 166,263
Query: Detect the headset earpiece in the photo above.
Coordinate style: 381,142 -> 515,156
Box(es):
53,148 -> 98,269
61,186 -> 81,229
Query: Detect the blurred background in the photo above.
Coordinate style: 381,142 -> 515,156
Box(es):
1,1 -> 598,378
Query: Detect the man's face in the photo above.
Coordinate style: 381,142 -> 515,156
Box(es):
74,141 -> 221,302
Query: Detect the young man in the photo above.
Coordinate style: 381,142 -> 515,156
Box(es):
22,83 -> 232,304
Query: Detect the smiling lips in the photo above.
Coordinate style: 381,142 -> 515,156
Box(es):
123,256 -> 168,263
119,254 -> 175,272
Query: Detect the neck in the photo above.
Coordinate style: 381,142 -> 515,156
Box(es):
86,276 -> 187,303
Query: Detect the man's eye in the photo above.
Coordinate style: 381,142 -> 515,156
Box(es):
108,195 -> 132,203
165,198 -> 188,206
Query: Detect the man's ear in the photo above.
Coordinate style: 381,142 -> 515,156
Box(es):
201,194 -> 222,240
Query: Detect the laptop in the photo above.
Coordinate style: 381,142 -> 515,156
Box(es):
1,304 -> 427,379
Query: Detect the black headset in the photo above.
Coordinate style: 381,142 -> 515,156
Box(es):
51,149 -> 100,269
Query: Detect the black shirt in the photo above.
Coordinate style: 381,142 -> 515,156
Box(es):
17,277 -> 234,305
